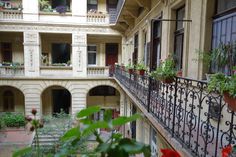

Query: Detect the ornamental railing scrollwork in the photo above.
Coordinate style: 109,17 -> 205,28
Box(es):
114,65 -> 236,157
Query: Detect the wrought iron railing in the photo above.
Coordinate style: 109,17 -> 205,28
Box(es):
114,65 -> 236,157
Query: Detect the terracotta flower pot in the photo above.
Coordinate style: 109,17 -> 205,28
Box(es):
138,69 -> 145,76
177,70 -> 182,77
161,78 -> 174,84
128,69 -> 133,74
223,92 -> 236,112
121,66 -> 125,71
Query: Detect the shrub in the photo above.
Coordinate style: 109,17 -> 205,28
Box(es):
0,112 -> 25,128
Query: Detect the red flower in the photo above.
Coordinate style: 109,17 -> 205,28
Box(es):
31,108 -> 37,115
222,145 -> 232,157
161,149 -> 181,157
30,126 -> 35,132
25,116 -> 32,122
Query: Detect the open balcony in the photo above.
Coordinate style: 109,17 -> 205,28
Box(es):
0,32 -> 24,77
0,0 -> 23,20
114,65 -> 236,157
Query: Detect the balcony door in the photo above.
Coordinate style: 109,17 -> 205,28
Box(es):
151,18 -> 162,71
106,43 -> 118,73
1,42 -> 12,62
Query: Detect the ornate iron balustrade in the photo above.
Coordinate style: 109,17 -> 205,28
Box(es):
114,65 -> 236,157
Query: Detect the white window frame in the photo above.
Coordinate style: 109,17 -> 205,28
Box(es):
87,44 -> 97,66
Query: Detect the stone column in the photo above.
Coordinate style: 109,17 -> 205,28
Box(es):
23,32 -> 40,77
72,33 -> 87,77
22,0 -> 39,21
24,88 -> 41,117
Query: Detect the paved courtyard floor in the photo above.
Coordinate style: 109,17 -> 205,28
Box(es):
0,128 -> 34,157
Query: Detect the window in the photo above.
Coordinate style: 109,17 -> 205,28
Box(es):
151,18 -> 162,70
3,90 -> 14,112
89,86 -> 116,96
133,33 -> 138,65
87,0 -> 97,12
174,6 -> 185,71
217,0 -> 236,14
1,42 -> 12,62
211,12 -> 236,74
143,31 -> 149,66
51,0 -> 71,11
88,45 -> 97,65
52,43 -> 70,64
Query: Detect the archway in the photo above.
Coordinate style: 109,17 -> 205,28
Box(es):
0,86 -> 25,113
41,86 -> 71,115
86,85 -> 120,120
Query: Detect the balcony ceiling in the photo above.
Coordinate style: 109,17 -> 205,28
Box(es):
112,0 -> 150,33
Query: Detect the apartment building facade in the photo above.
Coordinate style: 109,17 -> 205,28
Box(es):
0,0 -> 236,156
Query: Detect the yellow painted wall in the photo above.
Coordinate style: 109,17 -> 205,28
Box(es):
87,96 -> 120,109
120,0 -> 214,79
0,32 -> 24,64
87,35 -> 122,66
0,86 -> 24,113
98,0 -> 107,13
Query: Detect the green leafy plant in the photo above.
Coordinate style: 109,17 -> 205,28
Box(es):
207,73 -> 236,96
125,63 -> 134,70
150,58 -> 176,82
13,107 -> 151,157
39,0 -> 51,11
55,106 -> 150,157
136,62 -> 147,71
193,49 -> 212,69
0,112 -> 25,128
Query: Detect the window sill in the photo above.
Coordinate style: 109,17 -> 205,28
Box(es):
39,11 -> 72,16
40,66 -> 72,70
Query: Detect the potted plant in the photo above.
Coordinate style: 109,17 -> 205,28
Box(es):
208,73 -> 236,111
0,1 -> 4,10
193,49 -> 212,80
126,63 -> 134,74
150,58 -> 176,84
233,66 -> 236,75
39,0 -> 50,11
56,5 -> 66,14
210,42 -> 235,75
136,62 -> 147,76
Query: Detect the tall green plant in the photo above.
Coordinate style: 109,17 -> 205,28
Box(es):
56,106 -> 150,157
13,107 -> 151,157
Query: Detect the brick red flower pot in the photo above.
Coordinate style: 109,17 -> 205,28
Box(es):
121,66 -> 125,71
161,78 -> 174,84
138,69 -> 145,76
128,69 -> 133,74
223,92 -> 236,112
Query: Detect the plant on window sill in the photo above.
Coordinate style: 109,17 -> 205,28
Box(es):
56,5 -> 67,14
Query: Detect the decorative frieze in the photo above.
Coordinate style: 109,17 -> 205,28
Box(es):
0,24 -> 120,35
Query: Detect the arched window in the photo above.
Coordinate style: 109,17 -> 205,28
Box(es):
3,90 -> 14,112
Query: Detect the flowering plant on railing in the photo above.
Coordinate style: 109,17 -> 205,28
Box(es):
208,73 -> 236,111
160,149 -> 181,157
222,145 -> 236,157
150,57 -> 176,84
